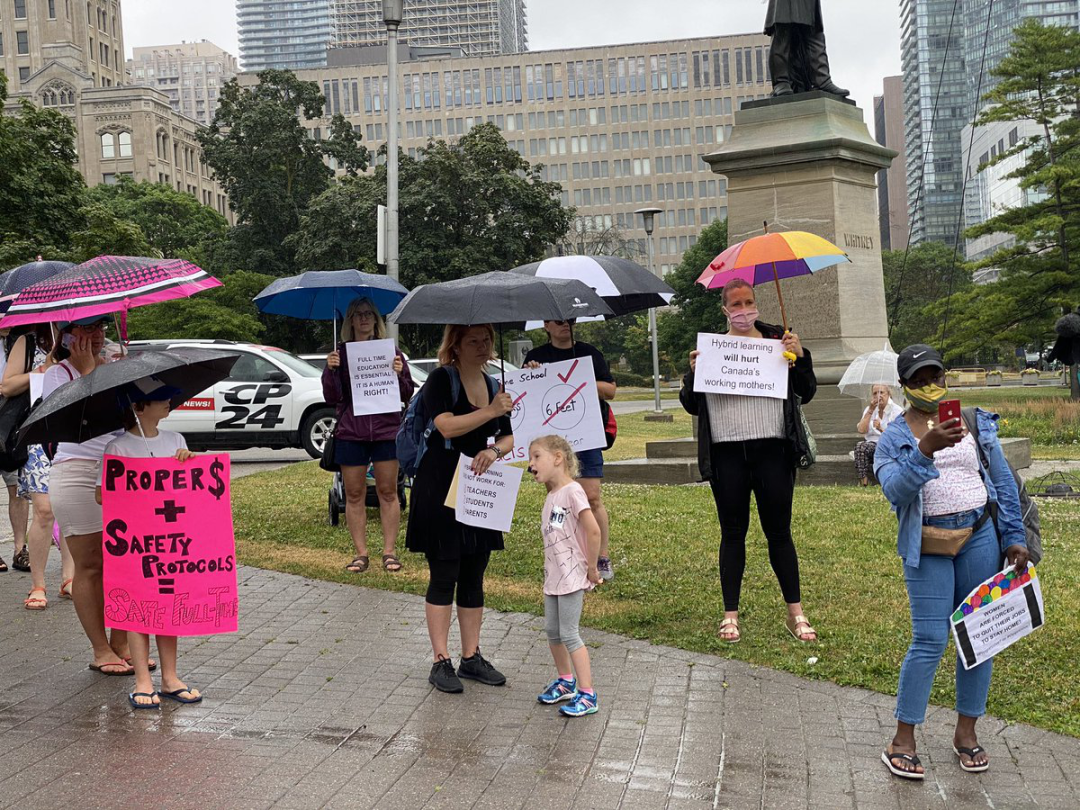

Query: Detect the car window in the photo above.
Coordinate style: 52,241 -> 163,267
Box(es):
263,348 -> 321,378
227,354 -> 279,382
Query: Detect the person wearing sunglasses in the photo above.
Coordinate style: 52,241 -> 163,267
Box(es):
523,319 -> 617,581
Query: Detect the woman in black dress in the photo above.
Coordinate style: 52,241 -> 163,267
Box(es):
406,324 -> 514,693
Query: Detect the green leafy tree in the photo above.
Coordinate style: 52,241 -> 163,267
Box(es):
0,72 -> 86,266
883,241 -> 972,351
197,70 -> 369,276
68,202 -> 156,261
940,20 -> 1080,362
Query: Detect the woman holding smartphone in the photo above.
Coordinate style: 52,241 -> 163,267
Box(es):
874,344 -> 1028,780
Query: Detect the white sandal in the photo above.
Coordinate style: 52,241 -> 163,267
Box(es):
718,617 -> 741,643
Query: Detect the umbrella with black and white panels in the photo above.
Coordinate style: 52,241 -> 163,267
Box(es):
17,348 -> 239,447
509,255 -> 674,319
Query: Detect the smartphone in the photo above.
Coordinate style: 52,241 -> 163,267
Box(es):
61,332 -> 76,350
938,399 -> 961,427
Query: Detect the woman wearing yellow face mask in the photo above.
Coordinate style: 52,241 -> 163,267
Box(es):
873,345 -> 1029,781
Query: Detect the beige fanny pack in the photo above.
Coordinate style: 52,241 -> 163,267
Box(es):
921,510 -> 991,557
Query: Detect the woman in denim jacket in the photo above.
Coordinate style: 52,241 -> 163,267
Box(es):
874,345 -> 1028,780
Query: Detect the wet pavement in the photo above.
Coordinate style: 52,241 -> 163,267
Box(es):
0,562 -> 1078,809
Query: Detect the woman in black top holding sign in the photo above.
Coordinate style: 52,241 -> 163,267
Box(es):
406,324 -> 514,694
680,278 -> 818,644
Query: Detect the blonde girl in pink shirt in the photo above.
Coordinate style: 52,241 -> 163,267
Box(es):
528,435 -> 602,717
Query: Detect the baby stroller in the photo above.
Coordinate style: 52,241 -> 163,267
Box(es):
328,467 -> 407,526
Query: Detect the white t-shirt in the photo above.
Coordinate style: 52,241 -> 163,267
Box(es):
43,360 -> 124,464
862,400 -> 904,443
100,430 -> 188,483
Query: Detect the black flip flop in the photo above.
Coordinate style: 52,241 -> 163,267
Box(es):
89,661 -> 135,677
953,745 -> 989,773
881,749 -> 925,780
160,688 -> 203,704
128,692 -> 160,710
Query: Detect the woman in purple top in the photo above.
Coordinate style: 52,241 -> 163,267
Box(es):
323,298 -> 415,573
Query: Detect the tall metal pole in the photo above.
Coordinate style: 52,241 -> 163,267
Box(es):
636,207 -> 664,415
384,1 -> 403,341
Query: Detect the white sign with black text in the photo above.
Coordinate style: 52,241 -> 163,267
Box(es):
347,339 -> 402,417
693,332 -> 789,400
454,454 -> 524,533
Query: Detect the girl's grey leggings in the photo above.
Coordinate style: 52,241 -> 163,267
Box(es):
545,590 -> 585,653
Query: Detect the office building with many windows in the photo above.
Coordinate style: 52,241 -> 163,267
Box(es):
874,75 -> 908,252
241,35 -> 772,274
237,0 -> 331,71
330,0 -> 527,56
128,41 -> 239,127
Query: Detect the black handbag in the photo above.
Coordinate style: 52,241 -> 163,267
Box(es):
0,338 -> 36,471
319,429 -> 341,473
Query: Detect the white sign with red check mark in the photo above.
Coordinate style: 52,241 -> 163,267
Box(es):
496,356 -> 606,462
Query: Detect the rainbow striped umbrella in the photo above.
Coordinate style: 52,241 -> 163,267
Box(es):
696,229 -> 850,330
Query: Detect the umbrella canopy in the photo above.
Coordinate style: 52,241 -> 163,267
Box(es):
17,348 -> 238,446
387,272 -> 614,328
696,230 -> 850,331
253,270 -> 409,320
838,349 -> 902,400
508,255 -> 674,317
0,261 -> 75,313
0,256 -> 222,328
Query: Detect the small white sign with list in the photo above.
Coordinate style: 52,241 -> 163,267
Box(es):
453,454 -> 524,533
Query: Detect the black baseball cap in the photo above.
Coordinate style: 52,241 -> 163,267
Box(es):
896,344 -> 945,381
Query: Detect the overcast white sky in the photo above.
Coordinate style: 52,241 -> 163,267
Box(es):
124,0 -> 901,112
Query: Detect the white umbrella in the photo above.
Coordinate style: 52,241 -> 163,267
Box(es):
838,349 -> 903,401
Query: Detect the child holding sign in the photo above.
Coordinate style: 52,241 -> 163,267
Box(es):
528,435 -> 602,717
97,380 -> 202,709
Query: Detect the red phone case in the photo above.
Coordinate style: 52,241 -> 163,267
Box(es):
938,399 -> 961,425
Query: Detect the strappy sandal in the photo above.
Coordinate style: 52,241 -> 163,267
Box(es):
0,557 -> 7,572
718,617 -> 740,643
953,745 -> 989,773
58,578 -> 74,599
24,587 -> 47,610
345,555 -> 369,573
382,554 -> 402,572
881,748 -> 925,780
785,614 -> 817,642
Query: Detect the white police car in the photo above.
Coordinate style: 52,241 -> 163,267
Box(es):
127,340 -> 335,458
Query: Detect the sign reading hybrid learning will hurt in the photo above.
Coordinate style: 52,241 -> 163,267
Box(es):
445,454 -> 524,533
951,564 -> 1044,670
347,338 -> 402,417
693,332 -> 789,400
101,454 -> 238,637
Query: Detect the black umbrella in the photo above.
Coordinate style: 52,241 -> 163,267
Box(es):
508,255 -> 674,317
17,348 -> 239,446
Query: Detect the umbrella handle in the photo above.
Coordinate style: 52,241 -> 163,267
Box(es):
770,262 -> 790,333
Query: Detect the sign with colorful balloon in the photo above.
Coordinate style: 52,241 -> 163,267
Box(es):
951,564 -> 1044,670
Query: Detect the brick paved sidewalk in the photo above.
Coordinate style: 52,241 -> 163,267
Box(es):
0,562 -> 1076,809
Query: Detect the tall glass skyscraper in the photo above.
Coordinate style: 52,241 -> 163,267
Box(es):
238,0 -> 332,71
900,0 -> 970,247
330,0 -> 527,56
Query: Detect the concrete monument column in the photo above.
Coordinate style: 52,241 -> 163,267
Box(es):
703,92 -> 896,383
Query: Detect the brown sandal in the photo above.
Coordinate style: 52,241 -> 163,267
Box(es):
785,614 -> 817,642
382,554 -> 402,572
718,617 -> 740,643
345,555 -> 369,573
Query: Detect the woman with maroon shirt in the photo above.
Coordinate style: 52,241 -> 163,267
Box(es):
323,298 -> 415,573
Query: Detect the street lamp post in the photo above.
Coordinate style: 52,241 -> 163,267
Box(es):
383,0 -> 403,340
635,207 -> 669,420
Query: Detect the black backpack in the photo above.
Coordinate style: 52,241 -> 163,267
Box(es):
962,407 -> 1042,565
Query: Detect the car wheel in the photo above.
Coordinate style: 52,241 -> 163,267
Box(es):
302,407 -> 337,459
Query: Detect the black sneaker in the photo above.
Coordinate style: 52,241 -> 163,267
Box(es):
457,649 -> 506,686
429,657 -> 464,693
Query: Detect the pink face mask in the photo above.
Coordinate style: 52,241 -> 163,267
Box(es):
724,307 -> 759,332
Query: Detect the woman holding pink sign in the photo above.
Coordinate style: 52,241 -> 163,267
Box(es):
323,298 -> 414,574
680,278 -> 818,645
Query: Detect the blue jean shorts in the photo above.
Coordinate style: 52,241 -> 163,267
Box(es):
335,439 -> 397,468
576,447 -> 604,479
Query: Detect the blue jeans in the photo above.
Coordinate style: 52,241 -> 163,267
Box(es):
895,508 -> 1000,725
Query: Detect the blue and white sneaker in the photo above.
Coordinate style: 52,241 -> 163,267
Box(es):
559,690 -> 599,717
537,677 -> 577,704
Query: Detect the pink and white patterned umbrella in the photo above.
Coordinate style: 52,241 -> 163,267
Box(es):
0,255 -> 221,328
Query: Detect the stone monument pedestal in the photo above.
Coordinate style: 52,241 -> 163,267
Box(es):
703,92 -> 897,383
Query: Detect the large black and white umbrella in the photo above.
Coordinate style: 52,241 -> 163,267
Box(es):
17,348 -> 238,446
509,255 -> 674,323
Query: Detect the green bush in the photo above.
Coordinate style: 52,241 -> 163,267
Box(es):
614,370 -> 653,388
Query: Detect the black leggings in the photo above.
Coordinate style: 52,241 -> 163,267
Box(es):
708,439 -> 802,612
425,551 -> 491,608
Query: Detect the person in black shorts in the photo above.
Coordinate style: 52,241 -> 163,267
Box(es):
405,324 -> 515,693
524,320 -> 617,580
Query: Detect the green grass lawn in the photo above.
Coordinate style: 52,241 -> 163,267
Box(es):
234,463 -> 1080,738
605,410 -> 694,461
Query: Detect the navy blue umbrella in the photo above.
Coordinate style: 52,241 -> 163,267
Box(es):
0,261 -> 75,313
253,270 -> 409,322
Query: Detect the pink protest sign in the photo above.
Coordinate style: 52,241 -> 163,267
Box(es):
101,453 -> 238,636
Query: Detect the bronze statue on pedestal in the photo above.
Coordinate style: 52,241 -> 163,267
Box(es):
765,0 -> 849,98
